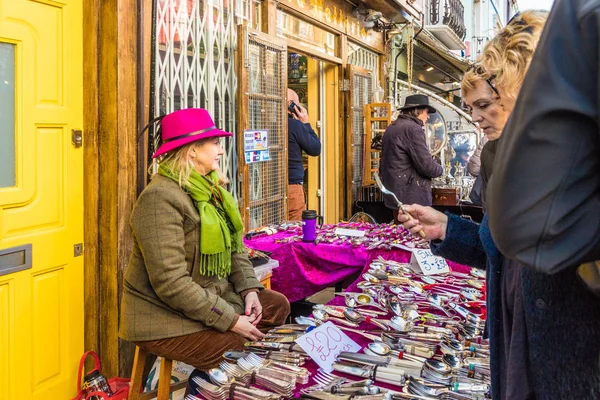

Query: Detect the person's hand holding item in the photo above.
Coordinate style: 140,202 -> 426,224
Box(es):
231,315 -> 265,341
244,291 -> 263,325
293,104 -> 310,123
397,204 -> 448,240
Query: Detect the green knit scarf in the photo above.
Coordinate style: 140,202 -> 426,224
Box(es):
158,165 -> 244,278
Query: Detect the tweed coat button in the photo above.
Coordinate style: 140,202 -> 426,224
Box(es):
535,298 -> 547,309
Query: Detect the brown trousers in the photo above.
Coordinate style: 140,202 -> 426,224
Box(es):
134,290 -> 290,370
288,184 -> 306,221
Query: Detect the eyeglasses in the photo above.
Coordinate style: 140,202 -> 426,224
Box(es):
467,63 -> 500,98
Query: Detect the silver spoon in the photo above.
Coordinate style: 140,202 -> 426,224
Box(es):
424,359 -> 452,375
208,368 -> 232,386
362,273 -> 381,284
367,341 -> 392,356
313,309 -> 359,327
442,353 -> 461,368
343,308 -> 389,331
388,316 -> 411,332
373,173 -> 427,239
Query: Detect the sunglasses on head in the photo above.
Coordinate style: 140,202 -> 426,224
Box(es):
467,64 -> 500,97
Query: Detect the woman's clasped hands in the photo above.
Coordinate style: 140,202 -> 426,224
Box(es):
231,291 -> 265,341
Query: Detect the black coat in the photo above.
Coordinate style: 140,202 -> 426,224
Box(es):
432,214 -> 600,399
380,114 -> 443,207
488,0 -> 600,272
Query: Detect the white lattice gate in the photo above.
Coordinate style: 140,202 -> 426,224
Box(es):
152,0 -> 256,195
237,26 -> 288,230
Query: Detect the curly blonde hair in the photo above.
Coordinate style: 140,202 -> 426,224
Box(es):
462,10 -> 548,100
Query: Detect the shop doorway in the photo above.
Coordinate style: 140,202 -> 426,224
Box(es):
288,52 -> 338,220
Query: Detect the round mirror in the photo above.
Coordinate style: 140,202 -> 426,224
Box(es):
425,111 -> 447,156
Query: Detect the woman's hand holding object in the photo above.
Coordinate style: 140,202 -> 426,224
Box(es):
397,204 -> 448,241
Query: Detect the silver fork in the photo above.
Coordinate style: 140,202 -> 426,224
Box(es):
300,369 -> 346,395
219,361 -> 250,384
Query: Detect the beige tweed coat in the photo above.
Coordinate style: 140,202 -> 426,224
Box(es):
119,174 -> 263,342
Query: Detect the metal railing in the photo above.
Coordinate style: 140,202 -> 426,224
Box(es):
430,0 -> 466,40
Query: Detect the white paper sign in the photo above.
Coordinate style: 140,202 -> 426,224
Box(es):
244,130 -> 270,163
409,248 -> 450,276
243,129 -> 268,151
334,228 -> 366,237
295,322 -> 361,373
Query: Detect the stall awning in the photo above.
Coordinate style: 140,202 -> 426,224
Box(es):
364,0 -> 422,22
415,29 -> 470,80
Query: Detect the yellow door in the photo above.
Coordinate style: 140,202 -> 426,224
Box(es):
0,0 -> 84,399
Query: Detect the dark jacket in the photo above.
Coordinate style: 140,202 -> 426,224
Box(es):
488,0 -> 600,272
432,214 -> 600,400
380,114 -> 443,207
288,116 -> 321,184
119,175 -> 263,341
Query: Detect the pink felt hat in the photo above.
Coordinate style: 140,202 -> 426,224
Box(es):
152,108 -> 233,158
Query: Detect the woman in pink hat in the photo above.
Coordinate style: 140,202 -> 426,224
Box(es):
119,108 -> 290,370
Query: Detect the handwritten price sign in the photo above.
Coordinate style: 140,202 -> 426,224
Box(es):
295,322 -> 361,372
409,248 -> 450,276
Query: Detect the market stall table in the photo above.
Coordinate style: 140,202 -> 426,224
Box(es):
291,258 -> 483,397
244,223 -> 430,303
186,252 -> 487,399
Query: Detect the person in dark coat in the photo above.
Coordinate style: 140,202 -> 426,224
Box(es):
380,94 -> 442,212
400,11 -> 600,400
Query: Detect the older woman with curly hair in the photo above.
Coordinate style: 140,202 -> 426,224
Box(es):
401,10 -> 600,400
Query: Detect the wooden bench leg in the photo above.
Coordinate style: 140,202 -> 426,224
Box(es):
128,347 -> 147,400
157,357 -> 173,400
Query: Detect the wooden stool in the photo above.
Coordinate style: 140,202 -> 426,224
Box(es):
260,272 -> 272,289
128,346 -> 187,400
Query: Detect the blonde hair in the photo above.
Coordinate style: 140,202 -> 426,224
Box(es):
481,10 -> 548,100
462,11 -> 548,99
461,66 -> 490,97
155,139 -> 230,187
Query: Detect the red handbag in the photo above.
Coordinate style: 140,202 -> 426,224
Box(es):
72,351 -> 130,400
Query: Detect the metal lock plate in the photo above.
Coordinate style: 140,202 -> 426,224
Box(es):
74,243 -> 83,257
72,129 -> 83,148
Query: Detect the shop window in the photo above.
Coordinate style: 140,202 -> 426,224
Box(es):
0,43 -> 15,188
276,10 -> 337,56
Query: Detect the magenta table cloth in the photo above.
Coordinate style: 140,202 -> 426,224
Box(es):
245,232 -> 471,303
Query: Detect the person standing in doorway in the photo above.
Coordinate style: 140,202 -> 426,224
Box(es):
380,94 -> 442,216
287,88 -> 321,221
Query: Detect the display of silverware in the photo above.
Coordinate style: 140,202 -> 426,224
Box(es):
196,254 -> 491,399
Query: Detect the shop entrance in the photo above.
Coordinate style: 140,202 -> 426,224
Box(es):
287,52 -> 339,221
